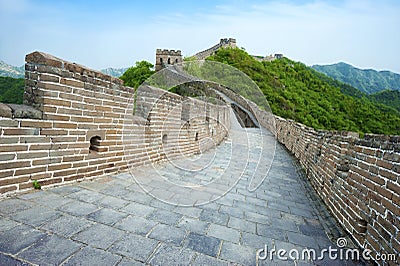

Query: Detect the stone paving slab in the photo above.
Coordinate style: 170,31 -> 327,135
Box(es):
0,140 -> 366,265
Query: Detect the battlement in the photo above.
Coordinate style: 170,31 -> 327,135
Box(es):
156,49 -> 182,56
219,38 -> 236,47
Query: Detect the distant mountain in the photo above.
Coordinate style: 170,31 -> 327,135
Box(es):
312,62 -> 400,94
100,67 -> 128,78
0,61 -> 24,78
0,59 -> 128,79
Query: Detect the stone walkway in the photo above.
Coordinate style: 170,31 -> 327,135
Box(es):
0,113 -> 366,265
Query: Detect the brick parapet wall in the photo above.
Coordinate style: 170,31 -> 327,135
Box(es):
275,116 -> 399,265
0,51 -> 230,196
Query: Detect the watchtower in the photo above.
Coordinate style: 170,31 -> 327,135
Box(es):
155,49 -> 183,71
220,38 -> 237,48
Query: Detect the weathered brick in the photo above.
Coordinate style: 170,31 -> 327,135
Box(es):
53,169 -> 77,177
392,193 -> 400,206
32,157 -> 62,166
375,185 -> 393,200
70,130 -> 87,137
47,163 -> 72,171
43,98 -> 72,107
62,155 -> 84,162
377,159 -> 395,171
72,161 -> 88,168
0,161 -> 31,170
40,129 -> 68,135
382,198 -> 400,216
0,185 -> 17,194
0,170 -> 14,178
363,147 -> 376,156
374,221 -> 392,243
83,97 -> 102,105
64,174 -> 85,182
93,118 -> 112,124
0,144 -> 28,152
0,119 -> 19,127
39,73 -> 60,83
42,106 -> 57,113
366,229 -> 380,251
40,178 -> 63,186
387,181 -> 400,195
60,78 -> 84,88
0,176 -> 30,186
368,174 -> 385,186
40,82 -> 73,93
59,92 -> 83,102
51,136 -> 78,143
0,153 -> 16,161
17,151 -> 48,160
44,114 -> 71,121
22,134 -> 48,142
0,137 -> 19,144
14,166 -> 46,176
377,216 -> 396,235
370,198 -> 386,216
3,128 -> 40,136
383,151 -> 400,162
29,144 -> 52,150
379,168 -> 398,181
95,105 -> 112,112
69,116 -> 94,123
52,122 -> 77,129
57,107 -> 83,116
362,178 -> 375,190
20,120 -> 52,128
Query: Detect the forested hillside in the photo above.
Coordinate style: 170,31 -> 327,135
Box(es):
207,48 -> 400,135
0,76 -> 24,104
368,90 -> 400,114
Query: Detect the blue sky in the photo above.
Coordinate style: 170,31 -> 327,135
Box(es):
1,0 -> 399,73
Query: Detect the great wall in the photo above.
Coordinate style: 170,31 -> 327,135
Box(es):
0,38 -> 398,265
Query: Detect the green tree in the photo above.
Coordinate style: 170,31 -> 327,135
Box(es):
0,76 -> 24,104
120,61 -> 155,88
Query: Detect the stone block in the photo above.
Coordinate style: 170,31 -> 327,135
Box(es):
18,235 -> 81,265
26,51 -> 63,68
0,103 -> 12,118
7,104 -> 42,119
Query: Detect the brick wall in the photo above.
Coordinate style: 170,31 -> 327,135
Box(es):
0,51 -> 230,196
275,117 -> 399,265
194,38 -> 237,60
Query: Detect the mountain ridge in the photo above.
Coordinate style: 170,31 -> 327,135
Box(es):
312,62 -> 400,94
0,60 -> 127,78
0,61 -> 24,78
